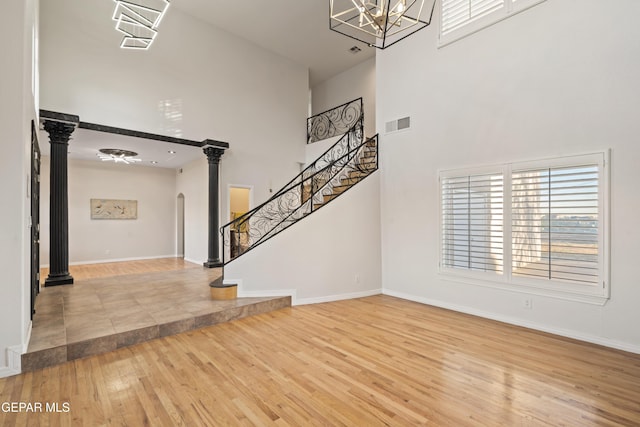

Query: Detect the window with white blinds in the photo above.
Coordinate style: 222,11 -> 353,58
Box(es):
441,172 -> 504,274
439,0 -> 546,46
441,0 -> 504,36
439,152 -> 609,303
512,165 -> 600,285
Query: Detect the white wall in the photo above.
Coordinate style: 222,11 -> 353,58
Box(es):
176,157 -> 208,264
304,136 -> 342,166
40,158 -> 177,265
377,0 -> 640,351
39,0 -> 309,264
0,0 -> 38,377
312,57 -> 376,138
225,173 -> 382,305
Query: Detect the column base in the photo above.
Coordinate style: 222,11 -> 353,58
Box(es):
44,274 -> 74,287
210,282 -> 237,300
203,260 -> 223,268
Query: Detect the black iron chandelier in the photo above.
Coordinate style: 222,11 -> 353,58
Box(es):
330,0 -> 436,49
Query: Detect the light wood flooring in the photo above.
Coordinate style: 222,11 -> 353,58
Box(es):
3,295 -> 640,425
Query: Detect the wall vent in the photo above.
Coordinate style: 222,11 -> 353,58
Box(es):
385,116 -> 411,134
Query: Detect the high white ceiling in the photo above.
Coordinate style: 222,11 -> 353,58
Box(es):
171,0 -> 375,87
39,0 -> 375,168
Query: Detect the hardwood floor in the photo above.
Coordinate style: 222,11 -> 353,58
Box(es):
2,295 -> 640,426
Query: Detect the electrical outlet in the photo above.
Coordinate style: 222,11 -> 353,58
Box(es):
523,298 -> 533,309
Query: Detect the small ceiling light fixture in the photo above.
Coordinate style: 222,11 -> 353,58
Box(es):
112,0 -> 170,50
330,0 -> 435,49
168,150 -> 176,154
97,148 -> 143,164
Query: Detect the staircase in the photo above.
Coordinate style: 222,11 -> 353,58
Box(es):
220,97 -> 378,265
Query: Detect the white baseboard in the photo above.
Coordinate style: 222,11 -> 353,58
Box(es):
238,289 -> 297,299
1,345 -> 23,378
40,254 -> 181,268
0,322 -> 32,378
383,289 -> 640,355
295,288 -> 382,306
0,366 -> 19,379
229,278 -> 382,306
228,279 -> 294,300
184,257 -> 205,266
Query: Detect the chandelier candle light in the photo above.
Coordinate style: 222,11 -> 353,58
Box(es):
112,0 -> 170,49
330,0 -> 435,49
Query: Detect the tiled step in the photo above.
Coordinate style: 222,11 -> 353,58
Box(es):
21,268 -> 291,372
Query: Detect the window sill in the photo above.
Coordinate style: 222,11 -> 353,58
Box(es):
438,270 -> 610,306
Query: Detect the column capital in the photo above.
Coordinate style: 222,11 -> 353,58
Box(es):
43,120 -> 76,146
203,146 -> 225,164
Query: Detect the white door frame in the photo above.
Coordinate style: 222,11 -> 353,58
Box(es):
226,184 -> 254,225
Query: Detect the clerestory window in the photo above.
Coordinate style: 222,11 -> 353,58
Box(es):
439,0 -> 546,46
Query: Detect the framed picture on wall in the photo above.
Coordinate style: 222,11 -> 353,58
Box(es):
90,199 -> 138,219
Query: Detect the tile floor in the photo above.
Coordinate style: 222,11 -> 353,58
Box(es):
23,263 -> 291,371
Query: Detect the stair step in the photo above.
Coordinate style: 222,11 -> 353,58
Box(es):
358,159 -> 376,168
332,184 -> 351,195
297,138 -> 378,213
348,170 -> 371,179
340,176 -> 362,186
323,194 -> 338,203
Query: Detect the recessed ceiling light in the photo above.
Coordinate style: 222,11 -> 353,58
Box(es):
150,161 -> 158,164
168,150 -> 176,154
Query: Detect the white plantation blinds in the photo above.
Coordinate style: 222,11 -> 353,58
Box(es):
441,0 -> 504,35
512,164 -> 600,285
440,152 -> 608,301
441,172 -> 504,274
439,0 -> 545,45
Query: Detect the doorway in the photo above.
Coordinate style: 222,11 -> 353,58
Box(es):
177,193 -> 185,258
30,121 -> 41,319
228,186 -> 252,258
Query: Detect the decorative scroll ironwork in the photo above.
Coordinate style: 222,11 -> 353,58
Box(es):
221,113 -> 378,264
307,98 -> 363,144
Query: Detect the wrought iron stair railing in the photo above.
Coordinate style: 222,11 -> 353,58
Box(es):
221,105 -> 378,264
307,98 -> 363,144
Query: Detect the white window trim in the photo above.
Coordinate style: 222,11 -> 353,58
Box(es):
438,0 -> 547,48
438,151 -> 610,305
